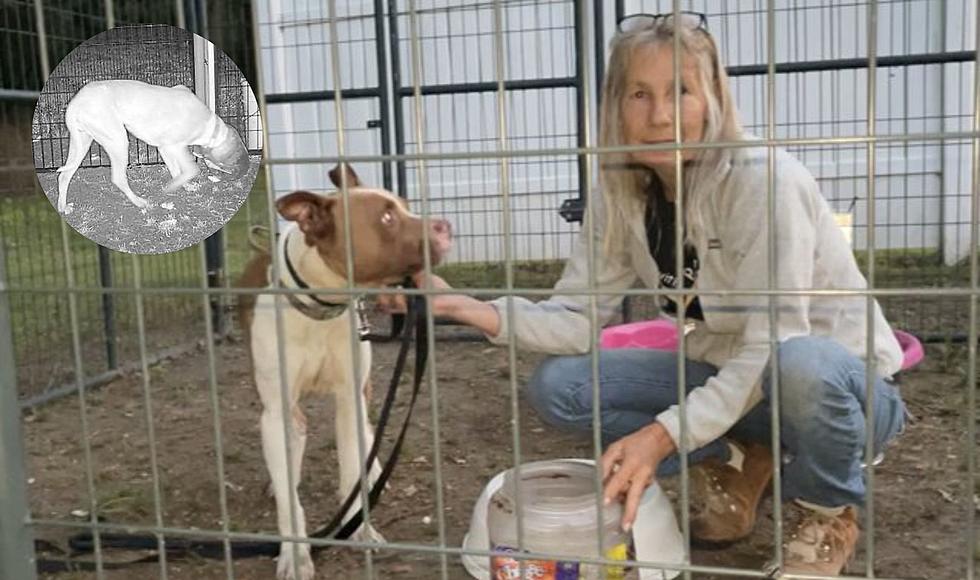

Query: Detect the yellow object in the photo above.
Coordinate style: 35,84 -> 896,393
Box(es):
604,542 -> 628,579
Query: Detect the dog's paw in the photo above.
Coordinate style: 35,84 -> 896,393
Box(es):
131,196 -> 150,210
60,202 -> 74,215
351,523 -> 386,546
276,545 -> 314,580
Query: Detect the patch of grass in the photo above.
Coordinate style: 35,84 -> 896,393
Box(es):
435,260 -> 564,291
435,250 -> 966,293
6,171 -> 268,396
95,483 -> 154,520
224,170 -> 270,281
853,248 -> 965,287
3,192 -> 202,342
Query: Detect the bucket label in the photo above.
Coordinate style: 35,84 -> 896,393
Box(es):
491,544 -> 628,580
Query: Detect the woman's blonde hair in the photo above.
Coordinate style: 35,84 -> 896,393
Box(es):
597,17 -> 742,251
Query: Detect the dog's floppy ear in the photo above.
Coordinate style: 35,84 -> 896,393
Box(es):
328,164 -> 361,189
276,191 -> 336,239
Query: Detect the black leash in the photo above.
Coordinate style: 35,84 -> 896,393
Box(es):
36,291 -> 428,573
362,305 -> 406,343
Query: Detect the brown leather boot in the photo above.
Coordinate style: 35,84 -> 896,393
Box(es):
778,504 -> 859,576
689,441 -> 774,547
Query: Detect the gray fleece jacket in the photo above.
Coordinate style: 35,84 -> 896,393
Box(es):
486,144 -> 903,452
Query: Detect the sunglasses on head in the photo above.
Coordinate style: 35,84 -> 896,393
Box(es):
617,11 -> 708,34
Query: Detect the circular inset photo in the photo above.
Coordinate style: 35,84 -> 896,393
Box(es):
32,24 -> 262,254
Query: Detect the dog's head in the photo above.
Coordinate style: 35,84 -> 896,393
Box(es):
203,124 -> 250,179
276,165 -> 453,286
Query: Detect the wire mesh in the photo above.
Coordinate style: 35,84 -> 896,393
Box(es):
216,49 -> 263,153
393,0 -> 581,267
0,0 -> 977,579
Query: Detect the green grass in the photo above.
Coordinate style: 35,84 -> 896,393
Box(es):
4,172 -> 270,395
853,248 -> 966,287
433,249 -> 963,292
93,482 -> 155,520
224,170 -> 271,280
435,259 -> 564,290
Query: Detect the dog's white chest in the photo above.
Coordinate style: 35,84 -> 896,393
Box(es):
251,293 -> 370,397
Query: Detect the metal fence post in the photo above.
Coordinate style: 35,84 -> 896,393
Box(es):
0,243 -> 38,580
373,0 -> 393,192
98,246 -> 117,370
387,0 -> 407,198
204,231 -> 226,335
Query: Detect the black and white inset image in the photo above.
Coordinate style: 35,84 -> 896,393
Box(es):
32,24 -> 262,254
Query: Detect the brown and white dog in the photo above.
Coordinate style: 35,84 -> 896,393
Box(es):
238,166 -> 452,580
56,79 -> 250,214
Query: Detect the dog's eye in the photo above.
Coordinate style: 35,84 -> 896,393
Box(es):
381,210 -> 394,226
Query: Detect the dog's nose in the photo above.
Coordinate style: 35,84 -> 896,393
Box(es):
430,219 -> 452,237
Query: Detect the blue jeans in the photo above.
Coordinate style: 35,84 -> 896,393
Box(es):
526,336 -> 907,507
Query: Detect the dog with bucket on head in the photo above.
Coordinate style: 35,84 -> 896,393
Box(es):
55,79 -> 250,214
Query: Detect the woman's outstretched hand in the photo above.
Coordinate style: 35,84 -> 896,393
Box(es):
376,272 -> 452,316
376,272 -> 502,337
601,422 -> 676,532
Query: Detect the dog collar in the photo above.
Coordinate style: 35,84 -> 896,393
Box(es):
280,235 -> 371,337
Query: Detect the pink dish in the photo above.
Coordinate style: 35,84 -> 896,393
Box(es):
599,319 -> 680,351
893,329 -> 924,371
600,320 -> 925,371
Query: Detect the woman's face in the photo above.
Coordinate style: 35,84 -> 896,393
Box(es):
621,44 -> 709,170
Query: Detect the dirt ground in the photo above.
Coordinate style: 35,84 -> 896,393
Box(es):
35,156 -> 260,254
23,317 -> 974,580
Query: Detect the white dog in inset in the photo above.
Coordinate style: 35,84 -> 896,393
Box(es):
55,79 -> 249,214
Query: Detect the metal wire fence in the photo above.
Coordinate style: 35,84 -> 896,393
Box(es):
216,48 -> 263,154
0,0 -> 978,579
0,2 -> 209,405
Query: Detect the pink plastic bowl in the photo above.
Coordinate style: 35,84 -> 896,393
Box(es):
599,319 -> 680,351
600,321 -> 925,371
893,329 -> 924,371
